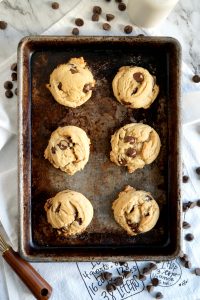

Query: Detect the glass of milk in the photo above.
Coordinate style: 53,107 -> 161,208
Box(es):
127,0 -> 179,28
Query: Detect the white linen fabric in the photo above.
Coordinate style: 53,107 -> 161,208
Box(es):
0,1 -> 200,299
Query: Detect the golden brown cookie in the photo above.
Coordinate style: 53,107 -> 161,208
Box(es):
112,186 -> 160,236
112,66 -> 159,109
44,189 -> 93,236
110,123 -> 161,173
44,126 -> 90,175
46,57 -> 95,108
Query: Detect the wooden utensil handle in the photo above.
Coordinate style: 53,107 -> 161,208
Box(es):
3,248 -> 52,299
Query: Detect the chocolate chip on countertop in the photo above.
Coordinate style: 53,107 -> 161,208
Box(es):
51,2 -> 59,9
183,254 -> 189,261
182,221 -> 191,229
146,285 -> 154,293
102,23 -> 111,31
72,27 -> 79,35
192,75 -> 200,83
0,21 -> 7,30
156,292 -> 163,299
151,278 -> 159,286
11,72 -> 17,81
101,271 -> 112,280
119,261 -> 126,265
188,201 -> 197,209
113,276 -> 123,286
11,63 -> 17,72
195,167 -> 200,175
123,271 -> 132,278
14,88 -> 18,96
142,267 -> 151,275
106,283 -> 116,292
93,6 -> 102,15
197,199 -> 200,207
185,233 -> 194,241
184,261 -> 192,269
137,34 -> 145,37
124,25 -> 133,34
133,72 -> 144,82
149,263 -> 157,271
182,203 -> 189,212
182,175 -> 189,183
118,3 -> 126,11
115,0 -> 122,2
4,81 -> 13,90
92,14 -> 99,22
75,18 -> 84,26
124,136 -> 135,143
194,268 -> 200,276
5,90 -> 13,98
138,274 -> 146,281
126,148 -> 137,158
106,14 -> 115,21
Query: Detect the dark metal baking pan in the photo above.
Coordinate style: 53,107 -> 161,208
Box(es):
18,36 -> 181,261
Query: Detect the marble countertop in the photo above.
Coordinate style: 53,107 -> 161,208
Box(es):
0,0 -> 200,74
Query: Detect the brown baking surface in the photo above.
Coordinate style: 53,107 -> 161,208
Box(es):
18,36 -> 181,261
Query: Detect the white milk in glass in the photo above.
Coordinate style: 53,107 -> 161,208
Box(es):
127,0 -> 179,28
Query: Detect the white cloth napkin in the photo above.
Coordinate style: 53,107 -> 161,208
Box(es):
0,1 -> 200,299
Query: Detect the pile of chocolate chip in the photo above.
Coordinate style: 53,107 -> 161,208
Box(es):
3,63 -> 17,98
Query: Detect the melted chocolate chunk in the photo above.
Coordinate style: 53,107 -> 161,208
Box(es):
51,146 -> 56,154
124,136 -> 135,144
133,72 -> 144,83
126,148 -> 137,157
57,140 -> 69,150
55,203 -> 61,213
58,82 -> 62,90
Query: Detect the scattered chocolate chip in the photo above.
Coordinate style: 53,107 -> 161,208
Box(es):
93,6 -> 102,14
92,13 -> 99,22
58,82 -> 62,90
182,221 -> 191,229
106,14 -> 115,21
124,25 -> 133,34
51,2 -> 59,9
123,271 -> 132,278
194,268 -> 200,276
124,136 -> 135,143
0,21 -> 7,30
11,63 -> 17,72
113,276 -> 123,286
149,263 -> 157,271
106,283 -> 116,293
72,27 -> 79,35
55,203 -> 61,213
156,292 -> 163,299
5,90 -> 13,98
146,285 -> 154,293
182,175 -> 189,183
152,278 -> 159,286
182,203 -> 189,212
118,3 -> 126,11
119,158 -> 127,165
185,261 -> 192,269
83,83 -> 93,93
4,81 -> 13,90
101,271 -> 112,280
11,72 -> 17,81
126,148 -> 137,157
119,261 -> 126,265
103,23 -> 111,31
195,167 -> 200,175
14,88 -> 18,96
197,199 -> 200,207
187,201 -> 197,209
75,18 -> 84,26
185,233 -> 194,241
51,147 -> 56,154
133,72 -> 144,82
138,274 -> 146,281
192,75 -> 200,83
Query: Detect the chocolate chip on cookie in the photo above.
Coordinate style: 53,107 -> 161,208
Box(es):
126,148 -> 137,157
51,147 -> 56,154
133,72 -> 144,82
124,136 -> 135,143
